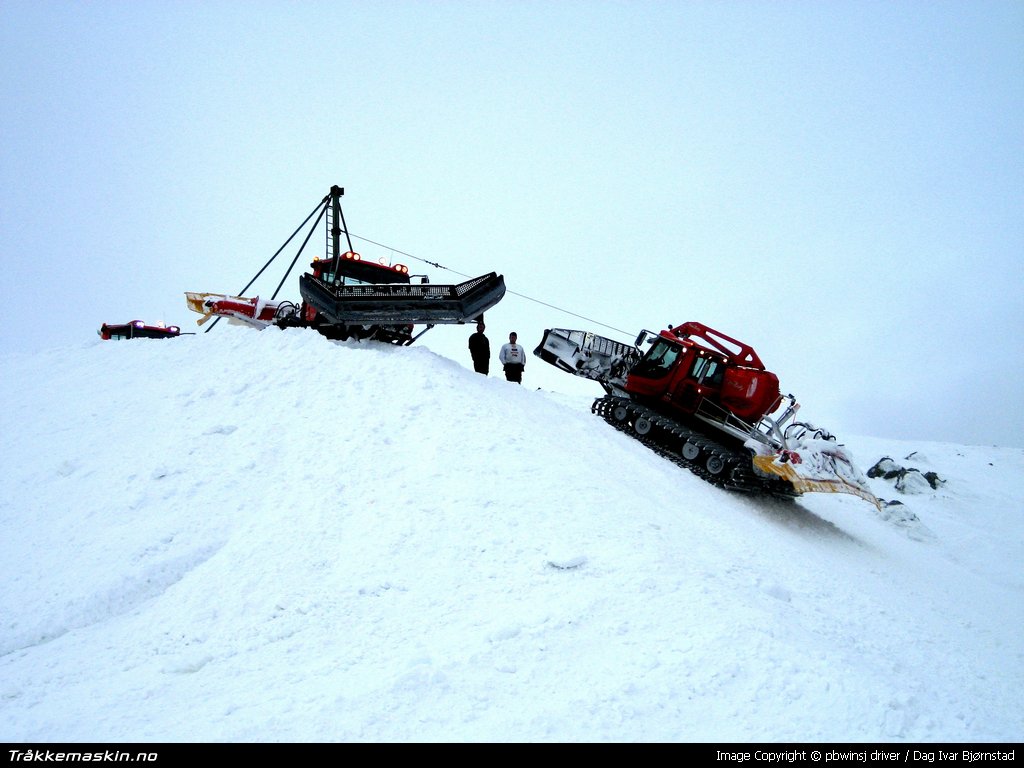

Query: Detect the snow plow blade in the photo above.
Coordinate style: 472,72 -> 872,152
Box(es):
185,292 -> 296,329
299,271 -> 505,326
533,328 -> 640,394
751,452 -> 882,510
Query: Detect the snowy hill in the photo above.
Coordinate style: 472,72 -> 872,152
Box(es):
1,327 -> 1022,742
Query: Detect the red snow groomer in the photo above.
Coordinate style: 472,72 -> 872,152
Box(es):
186,185 -> 506,346
534,322 -> 880,508
187,252 -> 419,344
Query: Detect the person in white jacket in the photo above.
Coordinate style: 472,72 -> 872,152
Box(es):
498,331 -> 526,384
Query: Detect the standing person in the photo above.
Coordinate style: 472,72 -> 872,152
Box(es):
499,331 -> 526,384
468,321 -> 490,375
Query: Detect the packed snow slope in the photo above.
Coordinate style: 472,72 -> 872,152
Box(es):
1,327 -> 1022,743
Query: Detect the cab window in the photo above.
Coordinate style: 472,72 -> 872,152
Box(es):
632,339 -> 681,378
691,356 -> 724,386
320,268 -> 379,287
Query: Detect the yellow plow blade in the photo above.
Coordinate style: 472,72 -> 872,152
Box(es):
184,292 -> 214,315
184,292 -> 222,326
753,455 -> 882,510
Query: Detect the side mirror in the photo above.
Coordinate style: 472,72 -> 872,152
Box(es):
634,330 -> 648,347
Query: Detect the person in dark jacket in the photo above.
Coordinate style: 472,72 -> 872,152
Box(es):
499,331 -> 526,384
468,321 -> 490,375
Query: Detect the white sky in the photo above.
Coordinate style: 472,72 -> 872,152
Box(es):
1,328 -> 1022,741
1,1 -> 1022,447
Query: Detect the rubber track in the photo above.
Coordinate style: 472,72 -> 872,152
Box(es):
592,395 -> 800,500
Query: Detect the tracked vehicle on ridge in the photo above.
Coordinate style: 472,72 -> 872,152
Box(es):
186,186 -> 505,345
535,322 -> 880,508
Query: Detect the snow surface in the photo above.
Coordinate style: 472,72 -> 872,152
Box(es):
1,327 -> 1022,743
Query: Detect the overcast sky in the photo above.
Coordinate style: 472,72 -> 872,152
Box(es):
2,1 -> 1022,447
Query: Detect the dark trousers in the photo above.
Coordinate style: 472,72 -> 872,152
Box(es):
504,363 -> 524,383
473,359 -> 489,375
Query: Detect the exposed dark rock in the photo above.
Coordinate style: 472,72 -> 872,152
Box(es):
867,456 -> 944,494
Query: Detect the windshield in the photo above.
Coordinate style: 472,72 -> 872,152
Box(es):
631,338 -> 681,379
321,270 -> 379,287
319,262 -> 410,286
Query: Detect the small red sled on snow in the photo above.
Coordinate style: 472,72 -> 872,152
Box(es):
98,320 -> 182,341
